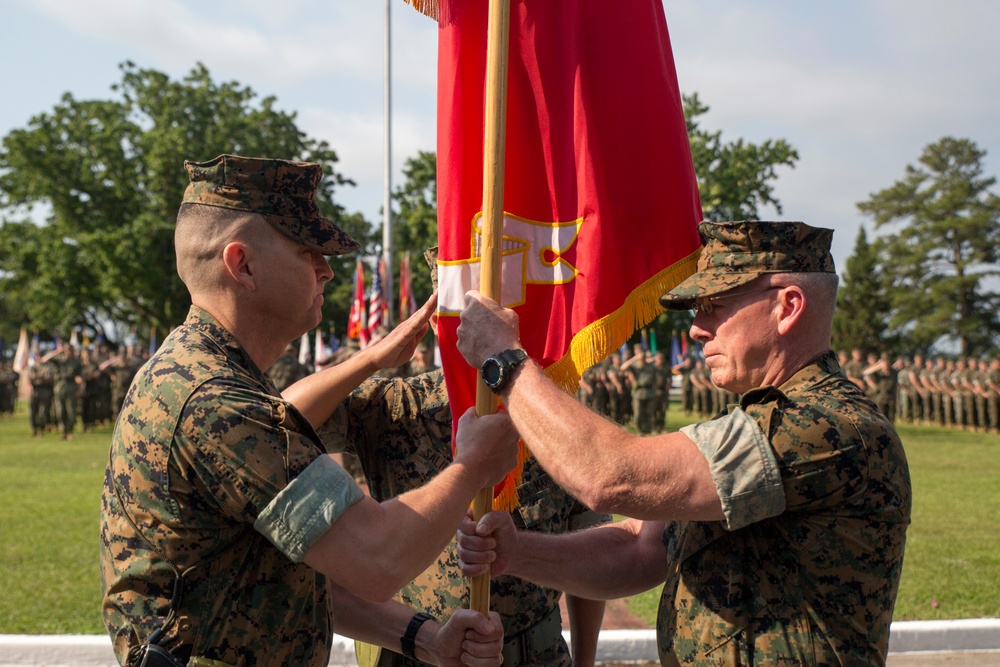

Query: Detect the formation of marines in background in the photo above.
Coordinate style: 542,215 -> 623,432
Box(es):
573,343 -> 1000,434
5,338 -> 1000,437
0,343 -> 145,439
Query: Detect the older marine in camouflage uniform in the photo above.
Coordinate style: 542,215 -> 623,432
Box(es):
318,369 -> 609,667
455,221 -> 911,667
101,155 -> 509,667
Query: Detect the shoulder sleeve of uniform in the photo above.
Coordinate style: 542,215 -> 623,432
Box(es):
680,407 -> 786,531
743,390 -> 870,514
177,377 -> 327,522
314,376 -> 395,454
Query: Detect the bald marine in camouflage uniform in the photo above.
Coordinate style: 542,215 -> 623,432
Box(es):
455,220 -> 911,666
100,155 -> 511,667
318,368 -> 609,667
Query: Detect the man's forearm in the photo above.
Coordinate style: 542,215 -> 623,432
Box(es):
330,582 -> 440,662
281,351 -> 379,427
566,594 -> 605,667
505,520 -> 667,600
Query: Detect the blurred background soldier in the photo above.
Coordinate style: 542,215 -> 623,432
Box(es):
0,361 -> 18,416
623,345 -> 656,434
672,351 -> 694,416
51,344 -> 83,440
317,246 -> 608,667
651,351 -> 670,433
28,353 -> 56,435
986,358 -> 1000,433
80,348 -> 102,432
267,342 -> 313,392
100,344 -> 142,422
863,352 -> 896,425
895,357 -> 913,424
843,348 -> 866,391
918,355 -> 935,426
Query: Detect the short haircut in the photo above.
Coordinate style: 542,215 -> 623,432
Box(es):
175,203 -> 268,294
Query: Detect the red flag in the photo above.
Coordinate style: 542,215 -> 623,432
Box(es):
398,252 -> 418,321
347,259 -> 369,347
435,0 -> 702,509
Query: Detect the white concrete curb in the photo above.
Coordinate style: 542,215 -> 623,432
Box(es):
1,620 -> 999,666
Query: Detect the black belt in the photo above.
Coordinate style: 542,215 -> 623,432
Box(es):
501,606 -> 562,666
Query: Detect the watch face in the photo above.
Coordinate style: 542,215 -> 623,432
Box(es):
483,359 -> 502,386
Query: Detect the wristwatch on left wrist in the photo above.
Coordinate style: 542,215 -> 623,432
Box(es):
481,348 -> 528,394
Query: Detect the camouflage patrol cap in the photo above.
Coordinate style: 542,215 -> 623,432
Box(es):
423,246 -> 439,291
660,220 -> 835,311
181,154 -> 360,256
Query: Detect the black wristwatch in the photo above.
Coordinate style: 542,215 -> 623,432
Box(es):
481,348 -> 529,394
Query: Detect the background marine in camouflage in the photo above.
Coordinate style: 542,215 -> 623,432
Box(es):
314,251 -> 609,667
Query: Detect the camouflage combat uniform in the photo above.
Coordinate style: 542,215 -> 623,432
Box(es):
629,362 -> 657,434
659,351 -> 911,666
101,307 -> 363,666
28,361 -> 55,434
266,351 -> 312,392
53,353 -> 82,436
317,369 -> 610,667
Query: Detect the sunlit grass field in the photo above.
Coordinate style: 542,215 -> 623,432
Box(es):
1,400 -> 997,634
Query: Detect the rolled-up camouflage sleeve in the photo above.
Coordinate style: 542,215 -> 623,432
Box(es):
255,454 -> 364,562
680,408 -> 786,530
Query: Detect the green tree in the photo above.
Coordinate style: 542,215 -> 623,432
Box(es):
858,137 -> 1000,356
649,94 -> 799,347
832,225 -> 894,354
0,61 -> 373,345
391,150 -> 438,302
684,93 -> 799,221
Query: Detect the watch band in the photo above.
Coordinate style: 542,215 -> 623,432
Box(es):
401,612 -> 435,660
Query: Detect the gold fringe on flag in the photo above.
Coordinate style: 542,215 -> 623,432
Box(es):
547,248 -> 702,396
402,0 -> 439,20
490,247 -> 701,513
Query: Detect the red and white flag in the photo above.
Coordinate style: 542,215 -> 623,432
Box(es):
367,259 -> 386,340
434,0 -> 703,509
347,259 -> 369,348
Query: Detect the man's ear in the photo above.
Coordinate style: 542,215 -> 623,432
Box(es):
221,241 -> 256,291
775,285 -> 806,335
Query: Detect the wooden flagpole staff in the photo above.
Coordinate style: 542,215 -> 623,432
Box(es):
471,0 -> 511,617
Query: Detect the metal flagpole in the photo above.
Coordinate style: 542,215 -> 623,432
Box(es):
382,0 -> 395,327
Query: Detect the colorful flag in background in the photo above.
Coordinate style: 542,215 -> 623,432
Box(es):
347,259 -> 369,347
148,327 -> 157,356
368,259 -> 385,340
670,332 -> 682,367
398,251 -> 418,321
30,330 -> 39,365
434,0 -> 703,509
298,332 -> 311,367
13,328 -> 29,374
314,328 -> 325,373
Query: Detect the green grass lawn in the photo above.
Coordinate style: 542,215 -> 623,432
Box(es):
1,400 -> 998,634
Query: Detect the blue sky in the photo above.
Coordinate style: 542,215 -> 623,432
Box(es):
2,1 -> 999,270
